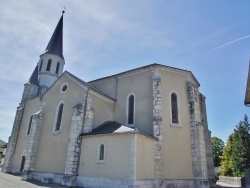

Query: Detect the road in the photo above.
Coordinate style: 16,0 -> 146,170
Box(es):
0,170 -> 242,188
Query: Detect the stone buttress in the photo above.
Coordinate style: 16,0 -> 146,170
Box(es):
152,69 -> 164,187
21,110 -> 44,180
62,96 -> 93,186
187,81 -> 209,188
2,103 -> 25,173
200,94 -> 216,187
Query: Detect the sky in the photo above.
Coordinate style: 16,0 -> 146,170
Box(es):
0,0 -> 250,143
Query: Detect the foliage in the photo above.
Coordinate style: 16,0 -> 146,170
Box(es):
220,115 -> 250,177
0,139 -> 6,147
220,134 -> 234,176
211,136 -> 224,167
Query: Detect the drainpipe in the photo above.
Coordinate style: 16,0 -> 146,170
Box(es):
76,86 -> 90,176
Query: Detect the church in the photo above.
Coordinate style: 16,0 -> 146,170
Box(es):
2,12 -> 215,188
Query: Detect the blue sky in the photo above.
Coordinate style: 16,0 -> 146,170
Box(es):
0,0 -> 250,143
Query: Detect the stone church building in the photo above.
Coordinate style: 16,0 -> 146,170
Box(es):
2,13 -> 215,188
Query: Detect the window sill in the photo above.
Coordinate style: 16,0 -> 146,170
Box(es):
96,160 -> 105,164
170,123 -> 181,127
52,130 -> 61,135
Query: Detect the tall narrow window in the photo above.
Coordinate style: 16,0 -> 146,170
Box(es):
27,115 -> 33,135
46,59 -> 52,71
99,144 -> 104,160
127,93 -> 135,126
97,142 -> 105,163
55,62 -> 60,74
171,93 -> 178,124
128,95 -> 134,124
39,60 -> 43,71
55,103 -> 64,131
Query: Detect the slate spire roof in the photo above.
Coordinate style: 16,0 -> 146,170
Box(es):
43,13 -> 64,59
27,65 -> 39,85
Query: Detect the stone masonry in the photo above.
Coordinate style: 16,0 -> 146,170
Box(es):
62,96 -> 93,186
152,69 -> 164,187
129,134 -> 137,186
2,103 -> 25,173
200,94 -> 216,187
21,110 -> 44,180
187,81 -> 209,188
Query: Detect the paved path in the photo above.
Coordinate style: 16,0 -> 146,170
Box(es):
0,171 -> 67,188
0,170 -> 243,188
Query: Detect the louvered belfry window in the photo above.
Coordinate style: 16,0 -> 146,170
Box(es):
46,59 -> 52,71
171,93 -> 178,123
56,62 -> 60,74
128,95 -> 134,124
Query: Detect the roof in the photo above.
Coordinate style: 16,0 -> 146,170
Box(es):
245,63 -> 250,106
41,71 -> 116,102
88,63 -> 200,86
27,65 -> 39,85
66,71 -> 116,101
80,121 -> 135,136
43,14 -> 64,59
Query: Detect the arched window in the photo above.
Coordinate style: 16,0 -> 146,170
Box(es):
55,62 -> 60,74
55,103 -> 64,131
127,93 -> 135,126
27,115 -> 33,135
97,142 -> 105,163
99,144 -> 104,160
171,93 -> 178,124
39,60 -> 43,71
46,59 -> 52,71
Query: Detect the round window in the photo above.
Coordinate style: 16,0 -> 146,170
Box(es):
61,84 -> 68,93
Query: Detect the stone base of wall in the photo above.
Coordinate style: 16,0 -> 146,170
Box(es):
218,176 -> 243,187
11,168 -> 21,174
32,171 -> 64,184
77,176 -> 195,188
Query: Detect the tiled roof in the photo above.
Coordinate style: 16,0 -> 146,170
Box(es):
80,121 -> 135,136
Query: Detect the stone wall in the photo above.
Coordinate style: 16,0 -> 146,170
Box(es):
199,94 -> 216,187
152,69 -> 164,187
21,110 -> 44,180
62,95 -> 93,186
218,176 -> 243,187
2,103 -> 25,173
186,81 -> 209,188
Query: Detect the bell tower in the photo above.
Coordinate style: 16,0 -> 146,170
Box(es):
38,12 -> 65,94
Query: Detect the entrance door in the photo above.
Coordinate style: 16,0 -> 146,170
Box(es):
20,156 -> 25,172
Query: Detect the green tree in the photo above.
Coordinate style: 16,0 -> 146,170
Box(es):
220,115 -> 250,177
231,115 -> 250,176
220,134 -> 234,176
211,136 -> 224,167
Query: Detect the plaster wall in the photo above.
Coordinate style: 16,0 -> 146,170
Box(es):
160,69 -> 193,179
135,134 -> 155,179
92,70 -> 153,135
78,133 -> 131,179
35,75 -> 113,173
12,98 -> 40,170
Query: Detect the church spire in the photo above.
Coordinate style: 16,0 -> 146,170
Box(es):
44,12 -> 64,59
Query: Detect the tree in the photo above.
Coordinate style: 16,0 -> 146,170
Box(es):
231,115 -> 250,176
220,134 -> 234,176
220,115 -> 250,177
211,136 -> 224,167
